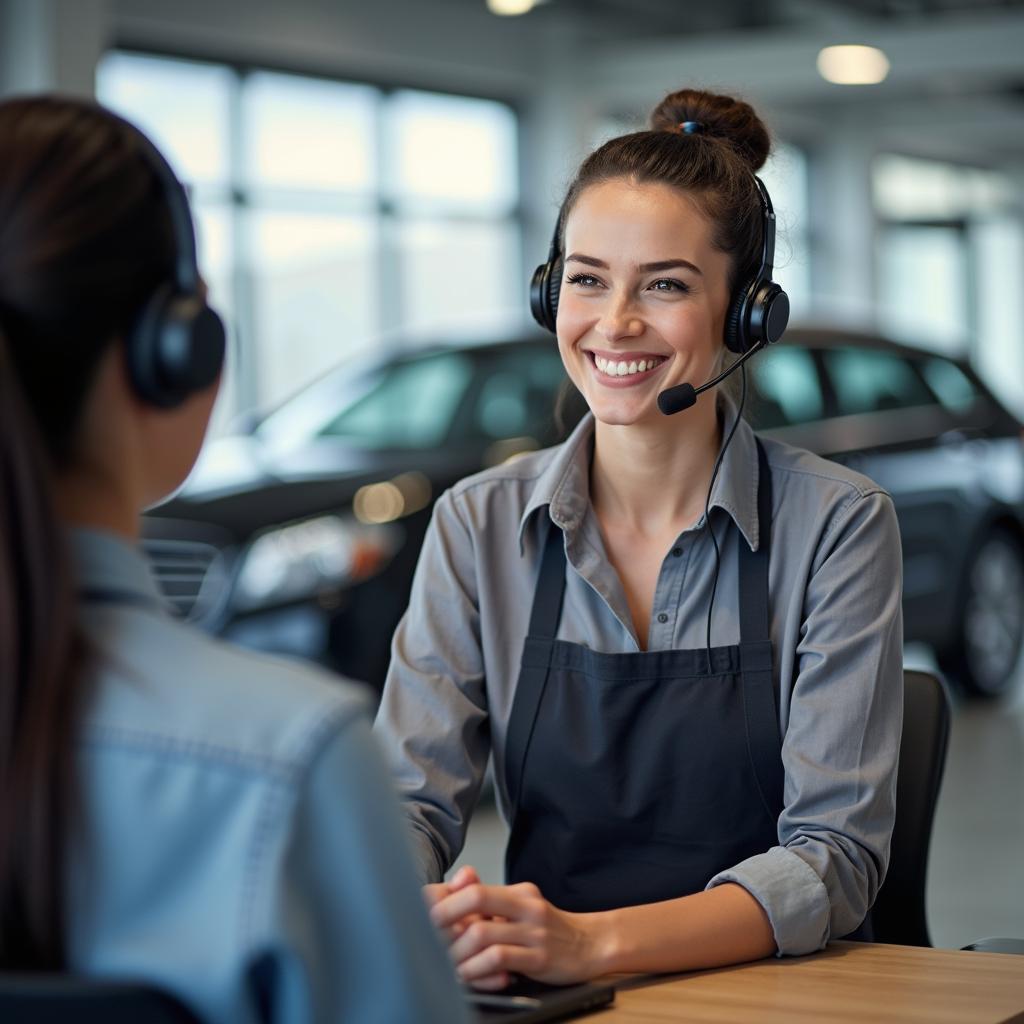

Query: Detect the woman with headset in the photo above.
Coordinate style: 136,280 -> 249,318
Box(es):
375,88 -> 904,987
0,96 -> 469,1023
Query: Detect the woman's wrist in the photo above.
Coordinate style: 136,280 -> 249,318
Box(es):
576,908 -> 626,977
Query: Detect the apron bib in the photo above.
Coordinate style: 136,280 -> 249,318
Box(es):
503,439 -> 783,913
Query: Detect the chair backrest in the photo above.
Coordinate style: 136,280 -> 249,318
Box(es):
870,668 -> 951,947
0,974 -> 201,1024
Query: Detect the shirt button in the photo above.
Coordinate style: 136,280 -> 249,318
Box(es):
671,547 -> 683,557
657,612 -> 669,624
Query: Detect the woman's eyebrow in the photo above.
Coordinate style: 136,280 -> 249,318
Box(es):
565,253 -> 702,276
639,258 -> 702,276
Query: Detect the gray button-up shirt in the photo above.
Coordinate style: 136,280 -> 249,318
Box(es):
374,405 -> 904,957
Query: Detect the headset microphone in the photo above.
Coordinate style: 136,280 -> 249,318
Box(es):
657,340 -> 766,415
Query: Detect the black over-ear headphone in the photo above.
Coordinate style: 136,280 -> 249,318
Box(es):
529,175 -> 790,355
115,114 -> 226,409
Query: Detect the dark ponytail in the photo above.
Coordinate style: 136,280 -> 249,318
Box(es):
0,95 -> 176,968
0,328 -> 85,967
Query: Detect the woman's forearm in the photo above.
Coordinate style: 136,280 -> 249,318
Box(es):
585,882 -> 777,976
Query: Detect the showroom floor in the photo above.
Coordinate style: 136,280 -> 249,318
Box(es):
450,643 -> 1024,950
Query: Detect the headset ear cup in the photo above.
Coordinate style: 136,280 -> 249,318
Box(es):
530,261 -> 553,332
724,281 -> 751,354
530,258 -> 561,334
127,284 -> 172,406
546,256 -> 562,330
127,286 -> 226,408
756,283 -> 791,345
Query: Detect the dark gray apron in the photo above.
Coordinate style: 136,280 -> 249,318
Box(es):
503,439 -> 784,913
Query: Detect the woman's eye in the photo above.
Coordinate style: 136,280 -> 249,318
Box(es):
649,278 -> 689,293
565,272 -> 600,288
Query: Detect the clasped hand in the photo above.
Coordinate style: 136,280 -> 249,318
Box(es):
425,866 -> 606,990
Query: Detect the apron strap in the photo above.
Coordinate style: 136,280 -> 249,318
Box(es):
505,518 -> 566,817
738,438 -> 772,642
739,438 -> 785,822
526,516 -> 568,639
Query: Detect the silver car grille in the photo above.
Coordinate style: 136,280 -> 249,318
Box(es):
143,538 -> 231,624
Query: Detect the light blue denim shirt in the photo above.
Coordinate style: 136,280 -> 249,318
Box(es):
67,528 -> 469,1024
375,404 -> 904,957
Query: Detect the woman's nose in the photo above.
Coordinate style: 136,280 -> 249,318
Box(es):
595,292 -> 643,341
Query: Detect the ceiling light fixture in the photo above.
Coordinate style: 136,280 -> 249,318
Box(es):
487,0 -> 536,15
817,45 -> 890,85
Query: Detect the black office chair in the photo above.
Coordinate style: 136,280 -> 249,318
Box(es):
0,974 -> 201,1023
870,668 -> 951,947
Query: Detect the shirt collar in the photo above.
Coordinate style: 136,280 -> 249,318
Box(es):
518,396 -> 762,552
518,413 -> 596,549
69,527 -> 171,611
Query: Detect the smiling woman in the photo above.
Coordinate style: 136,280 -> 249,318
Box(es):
557,180 -> 732,429
375,87 -> 904,989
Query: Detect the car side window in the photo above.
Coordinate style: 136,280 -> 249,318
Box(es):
823,347 -> 934,416
919,356 -> 979,413
467,347 -> 567,443
748,346 -> 824,428
318,352 -> 474,448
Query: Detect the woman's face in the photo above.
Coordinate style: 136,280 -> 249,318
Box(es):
556,179 -> 732,428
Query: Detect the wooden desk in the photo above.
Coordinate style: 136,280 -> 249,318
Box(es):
601,941 -> 1024,1023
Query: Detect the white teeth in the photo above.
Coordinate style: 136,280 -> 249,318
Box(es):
593,354 -> 663,377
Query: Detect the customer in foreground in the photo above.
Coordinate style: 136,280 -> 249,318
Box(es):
0,95 -> 469,1023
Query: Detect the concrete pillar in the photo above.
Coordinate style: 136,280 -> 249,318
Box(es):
806,114 -> 877,328
0,0 -> 108,98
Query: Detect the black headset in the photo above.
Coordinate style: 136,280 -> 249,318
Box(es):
529,175 -> 790,356
116,115 -> 226,409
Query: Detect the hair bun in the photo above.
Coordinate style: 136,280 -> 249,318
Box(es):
649,89 -> 771,172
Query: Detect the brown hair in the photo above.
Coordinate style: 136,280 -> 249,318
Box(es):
0,95 -> 175,968
563,88 -> 771,293
554,88 -> 772,437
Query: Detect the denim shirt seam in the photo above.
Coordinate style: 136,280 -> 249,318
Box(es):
81,726 -> 301,781
239,704 -> 357,949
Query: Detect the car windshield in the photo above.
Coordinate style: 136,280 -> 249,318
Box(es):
316,350 -> 475,448
749,346 -> 824,429
823,347 -> 935,415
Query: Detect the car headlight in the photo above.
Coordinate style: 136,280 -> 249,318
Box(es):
233,514 -> 399,611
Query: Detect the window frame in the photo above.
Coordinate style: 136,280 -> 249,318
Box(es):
97,44 -> 526,417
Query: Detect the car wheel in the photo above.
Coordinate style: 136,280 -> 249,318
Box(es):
940,526 -> 1024,697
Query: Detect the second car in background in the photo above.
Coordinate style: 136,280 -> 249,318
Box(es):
144,326 -> 1024,697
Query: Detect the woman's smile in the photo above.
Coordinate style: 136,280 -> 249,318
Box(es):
584,349 -> 670,385
555,180 -> 732,426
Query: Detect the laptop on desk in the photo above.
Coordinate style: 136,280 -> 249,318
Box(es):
467,978 -> 615,1023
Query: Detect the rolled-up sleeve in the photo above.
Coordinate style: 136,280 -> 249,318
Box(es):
707,489 -> 904,955
373,488 -> 491,884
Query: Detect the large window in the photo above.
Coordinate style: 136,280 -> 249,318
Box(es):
96,52 -> 522,421
873,154 -> 1024,416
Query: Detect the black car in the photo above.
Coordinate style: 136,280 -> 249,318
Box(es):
143,334 -> 570,691
144,326 -> 1024,697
